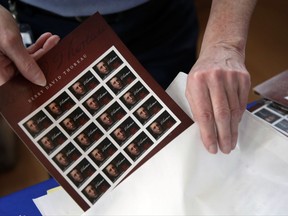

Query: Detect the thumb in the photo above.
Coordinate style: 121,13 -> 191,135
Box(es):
7,40 -> 47,86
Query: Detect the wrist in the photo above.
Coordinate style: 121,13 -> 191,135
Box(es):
199,38 -> 246,60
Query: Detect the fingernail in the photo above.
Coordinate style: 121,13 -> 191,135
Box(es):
35,78 -> 47,86
53,35 -> 61,44
222,145 -> 231,154
34,73 -> 47,86
208,144 -> 217,154
232,141 -> 237,150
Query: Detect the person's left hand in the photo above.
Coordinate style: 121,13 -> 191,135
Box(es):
0,27 -> 59,85
185,43 -> 251,154
27,32 -> 60,61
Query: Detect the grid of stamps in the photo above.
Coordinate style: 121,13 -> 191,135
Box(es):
252,100 -> 288,136
18,46 -> 180,206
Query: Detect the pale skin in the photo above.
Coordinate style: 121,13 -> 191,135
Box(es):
186,0 -> 257,154
0,5 -> 59,86
0,1 -> 258,154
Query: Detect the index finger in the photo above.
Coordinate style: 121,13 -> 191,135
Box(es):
186,75 -> 218,154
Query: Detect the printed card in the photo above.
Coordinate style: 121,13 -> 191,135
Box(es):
0,13 -> 193,211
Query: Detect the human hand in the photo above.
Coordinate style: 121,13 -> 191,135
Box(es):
185,43 -> 250,154
0,5 -> 60,86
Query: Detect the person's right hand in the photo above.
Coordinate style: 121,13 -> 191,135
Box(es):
0,5 -> 60,86
185,43 -> 250,154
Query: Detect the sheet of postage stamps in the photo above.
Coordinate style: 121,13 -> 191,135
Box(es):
0,13 -> 193,210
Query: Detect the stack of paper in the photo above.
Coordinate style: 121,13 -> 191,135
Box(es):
34,73 -> 288,215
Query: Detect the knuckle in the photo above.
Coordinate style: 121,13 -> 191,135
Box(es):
236,69 -> 251,84
240,74 -> 251,87
230,107 -> 241,120
210,69 -> 224,81
190,70 -> 208,82
195,110 -> 214,123
214,108 -> 230,121
22,60 -> 35,74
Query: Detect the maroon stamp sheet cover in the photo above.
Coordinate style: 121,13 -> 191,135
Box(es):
0,13 -> 193,211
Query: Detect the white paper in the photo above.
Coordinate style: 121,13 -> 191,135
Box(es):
165,72 -> 193,118
33,188 -> 84,215
33,72 -> 288,215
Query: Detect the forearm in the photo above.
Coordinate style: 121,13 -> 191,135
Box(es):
200,0 -> 257,56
